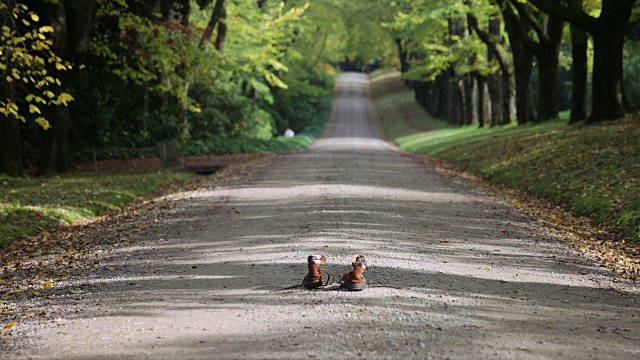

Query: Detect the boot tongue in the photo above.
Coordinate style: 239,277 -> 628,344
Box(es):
352,254 -> 366,269
308,255 -> 327,264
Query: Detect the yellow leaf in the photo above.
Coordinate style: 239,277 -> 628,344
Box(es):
39,26 -> 54,33
41,279 -> 53,289
3,322 -> 16,329
35,117 -> 50,130
56,93 -> 74,106
31,14 -> 40,22
29,104 -> 40,114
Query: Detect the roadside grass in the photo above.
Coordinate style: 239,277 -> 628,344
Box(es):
372,70 -> 640,242
0,94 -> 334,248
0,171 -> 193,246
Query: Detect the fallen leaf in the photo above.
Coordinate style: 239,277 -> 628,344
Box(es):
41,279 -> 53,289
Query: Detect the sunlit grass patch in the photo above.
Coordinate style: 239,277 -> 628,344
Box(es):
0,171 -> 193,246
372,71 -> 640,242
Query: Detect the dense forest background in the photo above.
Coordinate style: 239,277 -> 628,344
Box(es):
2,0 -> 640,177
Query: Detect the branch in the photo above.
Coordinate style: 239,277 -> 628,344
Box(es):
199,0 -> 225,49
501,2 -> 539,54
526,0 -> 597,34
467,13 -> 510,74
509,0 -> 549,46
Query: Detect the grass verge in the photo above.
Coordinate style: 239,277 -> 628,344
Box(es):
1,92 -> 334,248
0,171 -> 193,246
372,70 -> 640,243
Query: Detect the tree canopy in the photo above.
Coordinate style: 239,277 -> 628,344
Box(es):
2,0 -> 640,176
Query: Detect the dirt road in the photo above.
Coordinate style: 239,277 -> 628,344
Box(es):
6,73 -> 640,359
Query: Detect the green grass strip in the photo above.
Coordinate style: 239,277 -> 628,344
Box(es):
372,70 -> 640,242
0,171 -> 193,246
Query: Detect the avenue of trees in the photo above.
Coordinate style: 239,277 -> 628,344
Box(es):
1,0 -> 372,176
381,0 -> 640,128
2,0 -> 640,177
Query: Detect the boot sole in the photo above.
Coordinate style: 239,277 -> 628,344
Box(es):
303,280 -> 323,289
346,282 -> 367,291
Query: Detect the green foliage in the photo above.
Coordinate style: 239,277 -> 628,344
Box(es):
623,40 -> 640,109
373,72 -> 640,242
0,170 -> 193,246
383,0 -> 500,82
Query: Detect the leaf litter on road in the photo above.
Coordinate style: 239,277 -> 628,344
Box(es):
0,154 -> 274,347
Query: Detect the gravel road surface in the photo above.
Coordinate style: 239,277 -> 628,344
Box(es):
6,73 -> 640,360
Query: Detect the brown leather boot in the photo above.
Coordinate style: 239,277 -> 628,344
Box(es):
303,255 -> 328,289
339,254 -> 367,291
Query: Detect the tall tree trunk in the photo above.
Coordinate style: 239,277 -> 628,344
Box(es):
396,39 -> 409,76
452,77 -> 464,125
589,3 -> 632,122
36,0 -> 96,176
535,14 -> 563,121
502,7 -> 535,124
0,79 -> 23,176
468,11 -> 514,125
435,73 -> 451,120
487,70 -> 503,126
215,8 -> 227,52
475,74 -> 489,128
526,0 -> 634,122
426,81 -> 436,116
464,74 -> 475,125
486,14 -> 504,126
568,0 -> 588,124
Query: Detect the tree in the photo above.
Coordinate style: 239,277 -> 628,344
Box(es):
34,0 -> 96,176
0,2 -> 74,176
467,5 -> 515,125
567,0 -> 587,124
526,0 -> 635,122
508,0 -> 564,122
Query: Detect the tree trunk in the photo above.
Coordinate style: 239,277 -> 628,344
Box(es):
487,70 -> 503,126
452,77 -> 464,125
0,79 -> 23,176
419,81 -> 428,110
502,8 -> 535,124
526,0 -> 634,122
200,0 -> 226,49
589,30 -> 626,121
568,0 -> 588,124
214,7 -> 227,53
424,81 -> 435,116
475,74 -> 488,128
396,39 -> 409,76
36,0 -> 96,176
464,74 -> 475,125
435,73 -> 451,120
589,1 -> 633,122
535,14 -> 563,121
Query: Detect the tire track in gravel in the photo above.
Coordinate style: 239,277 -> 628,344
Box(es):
7,73 -> 640,360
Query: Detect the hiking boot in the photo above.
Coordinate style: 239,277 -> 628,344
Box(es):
339,254 -> 367,291
303,255 -> 328,289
